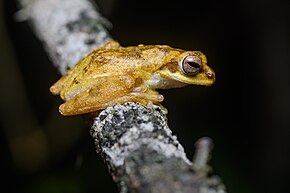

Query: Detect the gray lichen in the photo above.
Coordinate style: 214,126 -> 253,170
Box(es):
91,102 -> 226,193
17,0 -> 112,74
91,103 -> 190,167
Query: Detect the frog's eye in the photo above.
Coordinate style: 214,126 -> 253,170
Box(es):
179,55 -> 202,75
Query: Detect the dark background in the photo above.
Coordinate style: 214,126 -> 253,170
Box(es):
1,0 -> 290,193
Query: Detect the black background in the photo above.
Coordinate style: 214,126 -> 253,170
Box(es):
1,0 -> 290,193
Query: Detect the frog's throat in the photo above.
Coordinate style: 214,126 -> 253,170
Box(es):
145,73 -> 188,89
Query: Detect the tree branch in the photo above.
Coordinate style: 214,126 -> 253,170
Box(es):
90,102 -> 226,193
17,0 -> 227,192
17,0 -> 112,75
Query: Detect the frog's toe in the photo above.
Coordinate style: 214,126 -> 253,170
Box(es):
146,101 -> 154,109
59,103 -> 72,116
50,84 -> 61,95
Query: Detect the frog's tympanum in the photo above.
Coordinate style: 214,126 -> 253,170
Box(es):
50,40 -> 215,116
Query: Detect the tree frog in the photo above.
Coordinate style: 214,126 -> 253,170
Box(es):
50,40 -> 215,116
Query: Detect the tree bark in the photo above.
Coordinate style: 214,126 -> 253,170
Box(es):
17,0 -> 112,75
17,0 -> 227,192
90,102 -> 226,193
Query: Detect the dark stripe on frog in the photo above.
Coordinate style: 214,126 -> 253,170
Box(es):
162,61 -> 178,73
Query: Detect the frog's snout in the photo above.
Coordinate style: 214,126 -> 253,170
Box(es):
205,70 -> 215,79
204,67 -> 216,86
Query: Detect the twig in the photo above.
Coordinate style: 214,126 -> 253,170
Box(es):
16,0 -> 227,192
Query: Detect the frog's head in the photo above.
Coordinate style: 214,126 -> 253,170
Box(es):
159,51 -> 215,86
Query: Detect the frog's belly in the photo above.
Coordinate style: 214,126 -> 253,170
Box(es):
146,73 -> 187,89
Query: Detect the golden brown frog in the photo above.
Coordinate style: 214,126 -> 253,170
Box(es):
50,40 -> 215,116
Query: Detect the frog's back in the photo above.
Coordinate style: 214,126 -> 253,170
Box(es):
58,44 -> 184,98
93,44 -> 180,71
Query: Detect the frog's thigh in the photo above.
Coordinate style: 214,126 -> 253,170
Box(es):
50,66 -> 76,95
50,54 -> 93,95
59,76 -> 135,115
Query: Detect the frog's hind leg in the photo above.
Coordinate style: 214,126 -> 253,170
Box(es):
50,50 -> 97,95
50,41 -> 121,96
50,68 -> 74,95
58,75 -> 135,116
59,90 -> 165,116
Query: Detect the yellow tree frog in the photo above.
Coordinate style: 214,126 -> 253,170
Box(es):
50,40 -> 215,116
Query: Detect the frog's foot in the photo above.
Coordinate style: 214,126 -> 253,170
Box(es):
100,40 -> 121,49
129,92 -> 167,113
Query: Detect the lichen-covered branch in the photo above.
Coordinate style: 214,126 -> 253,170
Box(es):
17,0 -> 112,75
90,102 -> 226,193
17,0 -> 226,192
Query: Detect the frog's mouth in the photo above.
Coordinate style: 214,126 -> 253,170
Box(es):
170,72 -> 215,86
158,66 -> 216,87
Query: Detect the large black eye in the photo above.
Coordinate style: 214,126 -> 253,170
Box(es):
179,55 -> 202,75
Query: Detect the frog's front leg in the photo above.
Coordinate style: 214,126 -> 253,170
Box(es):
129,90 -> 167,112
130,91 -> 164,103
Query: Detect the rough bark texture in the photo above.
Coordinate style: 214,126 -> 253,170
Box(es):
90,102 -> 226,193
17,0 -> 112,75
17,0 -> 227,192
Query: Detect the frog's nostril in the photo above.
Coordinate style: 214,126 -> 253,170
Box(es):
206,70 -> 214,79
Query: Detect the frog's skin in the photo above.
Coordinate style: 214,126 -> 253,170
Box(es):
50,40 -> 215,116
